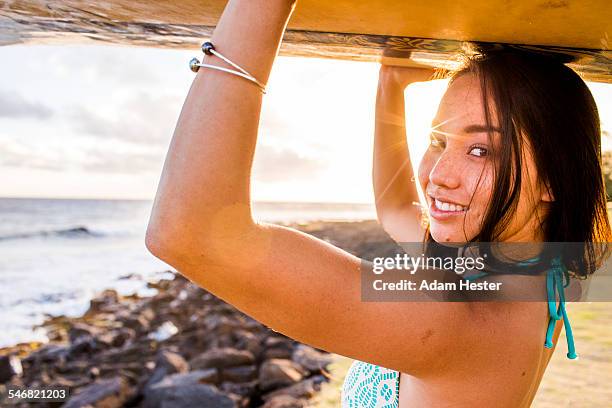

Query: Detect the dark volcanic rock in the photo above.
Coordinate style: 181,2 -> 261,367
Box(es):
261,395 -> 306,408
259,359 -> 307,391
27,344 -> 70,363
0,354 -> 22,383
263,336 -> 295,360
291,344 -> 333,373
69,335 -> 99,356
149,369 -> 219,389
190,347 -> 255,370
143,371 -> 233,408
144,350 -> 189,391
220,364 -> 258,383
262,376 -> 326,401
219,379 -> 258,398
89,289 -> 120,312
63,376 -> 131,408
68,323 -> 103,343
233,329 -> 263,357
96,328 -> 135,348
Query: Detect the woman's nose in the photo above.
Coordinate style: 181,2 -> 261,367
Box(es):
429,152 -> 461,190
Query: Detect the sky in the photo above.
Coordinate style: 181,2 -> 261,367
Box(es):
0,44 -> 610,203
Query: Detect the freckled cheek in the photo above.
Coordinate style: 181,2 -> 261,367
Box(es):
465,169 -> 494,219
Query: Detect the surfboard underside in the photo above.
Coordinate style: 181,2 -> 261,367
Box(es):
1,0 -> 610,83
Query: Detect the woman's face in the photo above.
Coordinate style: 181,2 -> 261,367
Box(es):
418,73 -> 552,243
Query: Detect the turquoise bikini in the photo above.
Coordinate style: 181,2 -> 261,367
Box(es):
341,360 -> 400,408
341,255 -> 577,408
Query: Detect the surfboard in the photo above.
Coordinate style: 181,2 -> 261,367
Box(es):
1,0 -> 610,82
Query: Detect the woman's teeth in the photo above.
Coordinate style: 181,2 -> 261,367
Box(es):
434,198 -> 467,212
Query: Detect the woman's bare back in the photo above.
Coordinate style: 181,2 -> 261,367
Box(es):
398,302 -> 562,407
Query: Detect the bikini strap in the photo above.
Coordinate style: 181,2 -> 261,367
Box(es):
544,258 -> 578,359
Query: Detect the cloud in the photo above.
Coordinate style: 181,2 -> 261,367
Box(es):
82,143 -> 325,180
0,138 -> 64,171
69,91 -> 182,145
0,91 -> 53,119
85,50 -> 163,87
82,148 -> 164,174
0,138 -> 323,179
0,135 -> 164,174
258,106 -> 294,142
253,144 -> 325,182
0,90 -> 326,179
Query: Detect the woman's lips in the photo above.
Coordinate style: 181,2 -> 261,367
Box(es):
428,198 -> 468,221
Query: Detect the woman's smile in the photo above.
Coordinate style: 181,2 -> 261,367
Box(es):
428,195 -> 469,221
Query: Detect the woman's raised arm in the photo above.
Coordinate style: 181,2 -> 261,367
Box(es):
146,0 -> 296,254
146,0 -> 491,376
373,65 -> 434,242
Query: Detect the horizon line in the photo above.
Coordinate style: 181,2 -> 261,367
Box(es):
0,195 -> 375,206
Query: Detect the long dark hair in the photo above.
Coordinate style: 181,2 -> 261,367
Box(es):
424,46 -> 611,277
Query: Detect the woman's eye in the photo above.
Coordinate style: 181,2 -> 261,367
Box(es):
469,146 -> 488,157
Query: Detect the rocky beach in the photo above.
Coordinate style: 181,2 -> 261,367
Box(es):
0,220 -> 400,407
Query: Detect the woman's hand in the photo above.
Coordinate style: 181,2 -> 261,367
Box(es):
378,65 -> 437,90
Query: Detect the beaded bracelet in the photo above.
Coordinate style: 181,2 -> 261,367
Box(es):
189,42 -> 267,94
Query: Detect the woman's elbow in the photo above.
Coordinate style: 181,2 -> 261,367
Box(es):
144,217 -> 199,265
145,215 -> 259,268
145,224 -> 184,267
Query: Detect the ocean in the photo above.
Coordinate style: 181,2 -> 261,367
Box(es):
0,197 -> 375,347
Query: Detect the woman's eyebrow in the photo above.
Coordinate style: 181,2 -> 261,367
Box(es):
430,124 -> 502,138
463,124 -> 502,133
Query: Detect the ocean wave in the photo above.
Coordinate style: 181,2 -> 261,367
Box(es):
0,226 -> 104,241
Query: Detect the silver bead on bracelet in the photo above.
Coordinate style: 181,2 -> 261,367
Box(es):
189,42 -> 267,94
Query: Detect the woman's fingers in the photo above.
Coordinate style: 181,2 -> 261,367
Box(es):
379,65 -> 437,89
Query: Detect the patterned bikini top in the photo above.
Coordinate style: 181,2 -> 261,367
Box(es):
341,360 -> 400,408
341,256 -> 577,408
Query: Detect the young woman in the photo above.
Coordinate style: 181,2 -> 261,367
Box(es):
145,0 -> 610,406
